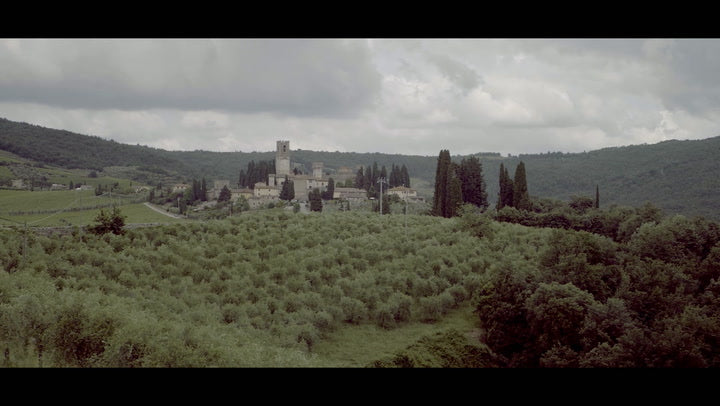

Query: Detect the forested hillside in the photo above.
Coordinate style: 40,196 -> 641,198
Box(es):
2,117 -> 719,219
494,138 -> 720,220
0,118 -> 192,176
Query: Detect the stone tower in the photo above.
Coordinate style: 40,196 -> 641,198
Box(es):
276,140 -> 290,176
312,162 -> 324,179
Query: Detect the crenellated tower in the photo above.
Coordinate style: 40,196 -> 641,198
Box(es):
312,162 -> 324,179
276,140 -> 290,176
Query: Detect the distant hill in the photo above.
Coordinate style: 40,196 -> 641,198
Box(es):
491,137 -> 720,220
2,117 -> 719,219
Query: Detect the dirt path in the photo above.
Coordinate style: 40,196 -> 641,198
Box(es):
143,202 -> 185,219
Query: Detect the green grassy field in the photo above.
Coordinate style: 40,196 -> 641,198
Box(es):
311,303 -> 479,367
0,166 -> 13,179
0,150 -> 28,163
1,188 -> 139,211
0,188 -> 184,226
1,203 -> 184,226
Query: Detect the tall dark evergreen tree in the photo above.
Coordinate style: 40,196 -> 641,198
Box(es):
458,156 -> 488,211
364,165 -> 372,192
400,164 -> 410,187
355,167 -> 365,190
496,163 -> 514,210
447,165 -> 464,218
371,161 -> 379,187
513,161 -> 531,211
309,188 -> 323,212
432,149 -> 452,217
280,176 -> 294,201
192,179 -> 201,202
201,178 -> 208,201
389,164 -> 399,187
595,185 -> 600,209
238,169 -> 247,188
322,178 -> 335,200
218,185 -> 231,202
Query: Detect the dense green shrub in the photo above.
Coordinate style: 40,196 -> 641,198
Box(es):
368,329 -> 499,368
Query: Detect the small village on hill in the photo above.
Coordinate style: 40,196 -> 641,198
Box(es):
0,139 -> 426,226
180,140 -> 424,211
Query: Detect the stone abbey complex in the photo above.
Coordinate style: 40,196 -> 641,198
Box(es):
207,140 -> 421,208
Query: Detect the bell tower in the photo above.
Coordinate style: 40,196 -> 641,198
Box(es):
276,140 -> 290,176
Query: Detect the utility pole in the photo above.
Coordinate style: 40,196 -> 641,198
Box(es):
377,177 -> 388,215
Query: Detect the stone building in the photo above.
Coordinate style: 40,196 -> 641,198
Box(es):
172,183 -> 190,194
262,140 -> 333,202
253,183 -> 280,198
333,187 -> 367,201
330,166 -> 355,185
232,188 -> 254,201
276,140 -> 291,176
387,186 -> 423,202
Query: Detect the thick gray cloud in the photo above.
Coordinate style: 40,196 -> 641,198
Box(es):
426,53 -> 482,95
1,39 -> 719,156
0,39 -> 381,117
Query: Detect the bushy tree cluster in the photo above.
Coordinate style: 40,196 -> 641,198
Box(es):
496,161 -> 529,211
475,212 -> 720,367
279,176 -> 295,201
432,150 -> 489,218
88,206 -> 126,236
354,162 -> 410,198
238,160 -> 275,189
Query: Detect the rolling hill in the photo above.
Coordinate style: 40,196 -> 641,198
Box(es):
2,117 -> 719,220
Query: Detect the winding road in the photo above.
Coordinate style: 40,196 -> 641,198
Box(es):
143,202 -> 185,219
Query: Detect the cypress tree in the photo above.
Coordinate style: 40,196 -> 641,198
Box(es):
432,149 -> 451,217
512,161 -> 530,211
323,177 -> 335,200
218,185 -> 232,202
458,156 -> 488,211
238,169 -> 247,188
247,161 -> 256,188
504,165 -> 514,208
496,163 -> 507,210
201,178 -> 208,201
595,185 -> 600,209
309,188 -> 323,212
364,165 -> 372,192
447,165 -> 464,218
280,176 -> 294,201
400,164 -> 410,187
192,179 -> 200,202
355,167 -> 365,190
389,164 -> 398,187
496,163 -> 515,210
436,151 -> 447,215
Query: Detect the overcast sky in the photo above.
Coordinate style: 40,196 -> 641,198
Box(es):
1,38 -> 719,156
